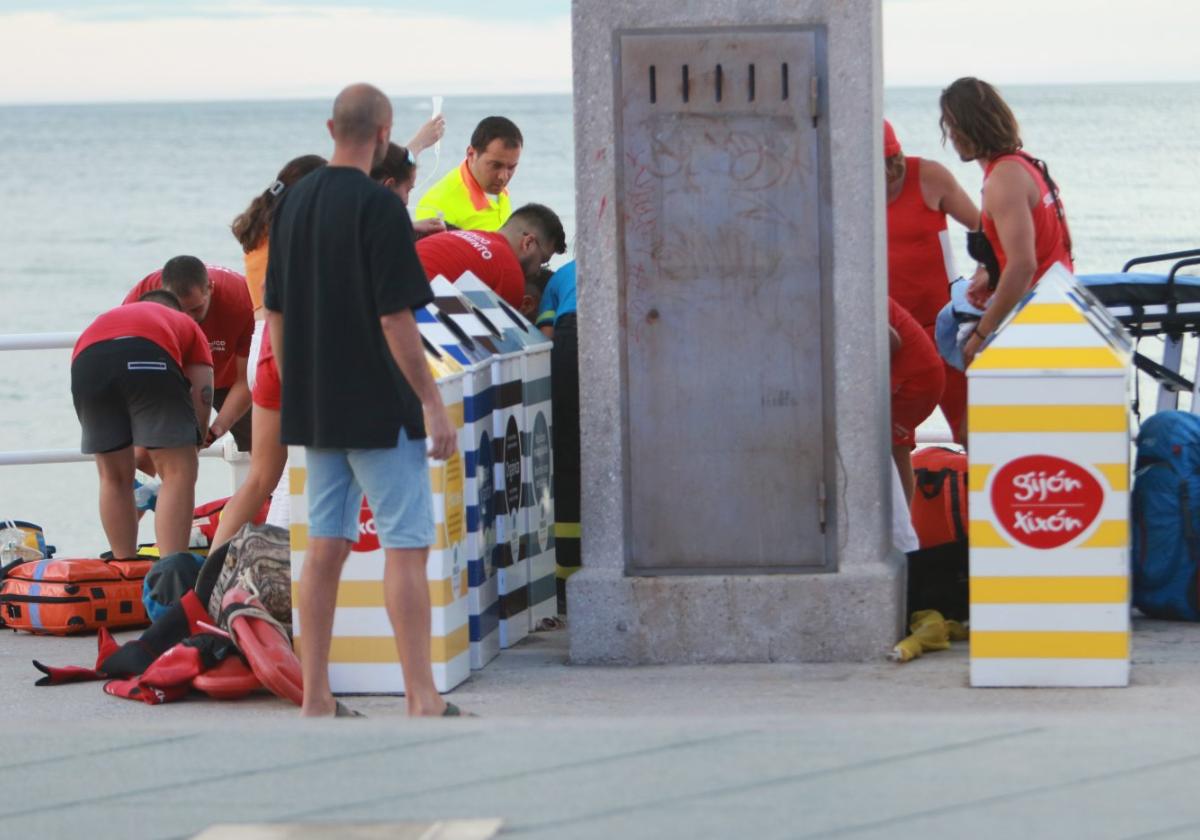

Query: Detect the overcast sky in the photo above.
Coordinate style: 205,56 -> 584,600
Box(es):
0,0 -> 1195,104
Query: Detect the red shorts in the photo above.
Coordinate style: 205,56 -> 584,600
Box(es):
251,356 -> 280,410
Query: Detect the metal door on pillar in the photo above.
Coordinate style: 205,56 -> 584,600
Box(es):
615,26 -> 832,575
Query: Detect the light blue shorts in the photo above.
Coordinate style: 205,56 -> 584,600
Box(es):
305,428 -> 434,548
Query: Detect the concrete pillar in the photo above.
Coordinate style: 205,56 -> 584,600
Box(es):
570,0 -> 902,664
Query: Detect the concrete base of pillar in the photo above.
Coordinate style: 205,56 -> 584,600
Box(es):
568,560 -> 906,665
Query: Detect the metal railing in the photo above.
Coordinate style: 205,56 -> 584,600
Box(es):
0,331 -> 244,474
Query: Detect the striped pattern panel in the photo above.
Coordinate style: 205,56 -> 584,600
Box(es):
967,269 -> 1131,688
416,289 -> 502,669
416,304 -> 490,365
491,353 -> 528,649
453,271 -> 559,629
429,275 -> 525,356
427,276 -> 516,662
461,366 -> 499,671
286,362 -> 472,694
522,344 -> 557,627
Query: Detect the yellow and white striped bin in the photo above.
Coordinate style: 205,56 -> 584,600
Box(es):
288,349 -> 471,694
967,264 -> 1133,687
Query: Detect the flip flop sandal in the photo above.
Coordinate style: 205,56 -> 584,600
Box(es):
442,702 -> 477,717
335,701 -> 365,718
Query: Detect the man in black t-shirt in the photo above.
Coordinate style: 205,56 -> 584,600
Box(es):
265,83 -> 461,718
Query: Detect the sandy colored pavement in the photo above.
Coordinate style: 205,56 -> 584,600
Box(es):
3,619 -> 1200,839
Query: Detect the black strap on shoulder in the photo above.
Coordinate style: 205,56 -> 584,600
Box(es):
1015,151 -> 1074,264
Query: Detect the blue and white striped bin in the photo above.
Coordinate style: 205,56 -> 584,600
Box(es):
457,272 -> 558,629
416,296 -> 500,669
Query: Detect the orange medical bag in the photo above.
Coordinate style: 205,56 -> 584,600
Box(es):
0,558 -> 153,635
910,446 -> 969,549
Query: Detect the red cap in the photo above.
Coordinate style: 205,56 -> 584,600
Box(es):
883,120 -> 901,157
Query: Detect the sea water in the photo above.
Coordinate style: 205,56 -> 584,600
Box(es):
0,85 -> 1196,553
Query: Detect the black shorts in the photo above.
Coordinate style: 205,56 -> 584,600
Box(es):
71,337 -> 200,454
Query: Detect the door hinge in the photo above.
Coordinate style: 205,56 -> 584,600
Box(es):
818,480 -> 828,533
809,75 -> 820,128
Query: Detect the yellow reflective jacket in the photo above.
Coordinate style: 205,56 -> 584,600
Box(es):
415,161 -> 511,231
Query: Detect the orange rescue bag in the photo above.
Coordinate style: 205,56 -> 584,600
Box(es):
910,446 -> 969,549
0,558 -> 153,635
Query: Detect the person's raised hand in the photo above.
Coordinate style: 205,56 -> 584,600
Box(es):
409,115 -> 446,156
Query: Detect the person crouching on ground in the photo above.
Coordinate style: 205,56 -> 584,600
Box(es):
415,203 -> 567,313
124,255 -> 255,452
939,77 -> 1074,367
265,82 -> 464,718
889,297 -> 945,503
71,290 -> 213,559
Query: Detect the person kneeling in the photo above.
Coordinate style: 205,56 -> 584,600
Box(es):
889,297 -> 945,503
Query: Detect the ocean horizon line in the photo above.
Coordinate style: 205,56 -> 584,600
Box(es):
1,78 -> 1196,110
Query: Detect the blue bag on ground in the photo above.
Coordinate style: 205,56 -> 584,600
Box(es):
1131,410 -> 1200,621
142,551 -> 204,623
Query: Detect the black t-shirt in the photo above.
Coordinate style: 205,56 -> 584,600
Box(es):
264,166 -> 433,448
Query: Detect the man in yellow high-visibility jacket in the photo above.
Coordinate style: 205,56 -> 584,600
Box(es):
415,116 -> 522,231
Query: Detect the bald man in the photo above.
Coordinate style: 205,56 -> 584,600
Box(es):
265,82 -> 462,718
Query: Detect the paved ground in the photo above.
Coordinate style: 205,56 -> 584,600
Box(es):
5,619 -> 1200,839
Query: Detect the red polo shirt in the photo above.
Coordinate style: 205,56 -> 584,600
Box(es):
124,265 -> 253,389
415,230 -> 525,308
74,302 -> 213,370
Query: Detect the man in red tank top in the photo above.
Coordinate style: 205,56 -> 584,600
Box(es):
939,77 -> 1074,367
885,119 -> 979,443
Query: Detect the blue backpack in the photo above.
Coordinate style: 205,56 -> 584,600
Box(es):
1132,410 -> 1200,620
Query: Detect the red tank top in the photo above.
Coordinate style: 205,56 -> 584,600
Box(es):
887,158 -> 953,328
982,153 -> 1073,283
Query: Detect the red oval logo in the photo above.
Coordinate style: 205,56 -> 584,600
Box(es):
352,496 -> 379,553
990,455 -> 1104,549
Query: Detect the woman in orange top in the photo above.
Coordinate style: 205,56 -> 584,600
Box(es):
212,154 -> 326,549
231,154 -> 328,318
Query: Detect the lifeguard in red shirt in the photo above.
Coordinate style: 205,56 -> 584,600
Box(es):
938,77 -> 1074,367
124,255 -> 255,451
885,119 -> 979,444
415,203 -> 567,314
889,297 -> 945,503
72,291 -> 213,559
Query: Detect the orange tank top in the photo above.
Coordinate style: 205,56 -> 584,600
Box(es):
244,238 -> 268,311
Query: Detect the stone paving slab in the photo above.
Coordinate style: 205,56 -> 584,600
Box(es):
193,821 -> 502,839
5,619 -> 1200,838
